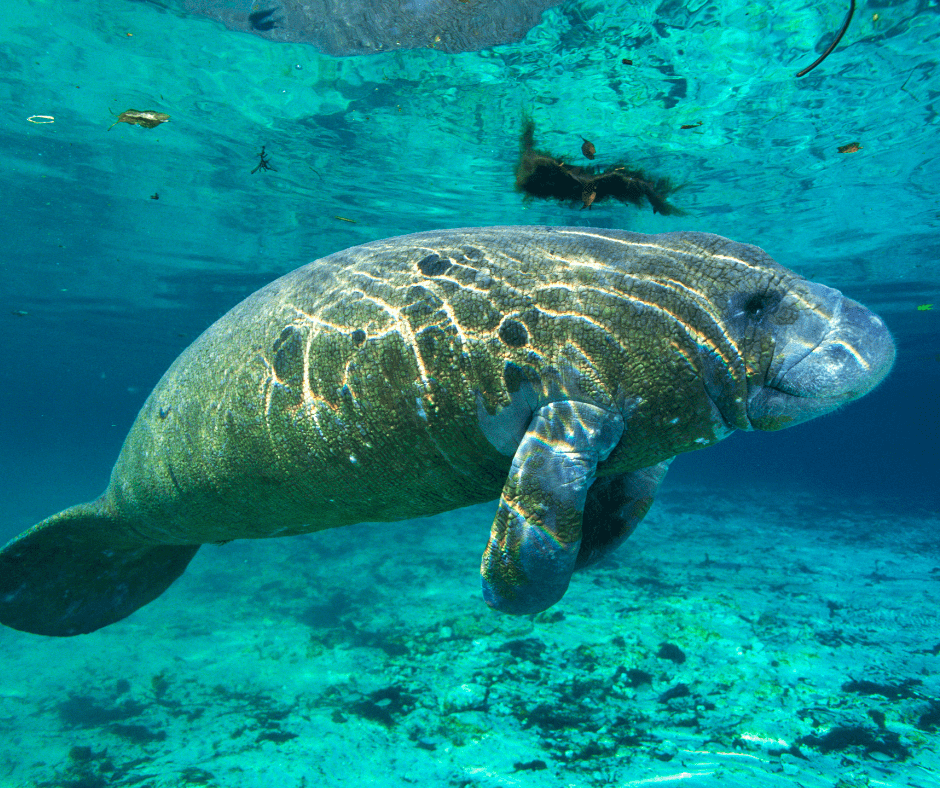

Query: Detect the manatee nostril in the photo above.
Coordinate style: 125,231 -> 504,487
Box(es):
823,342 -> 852,367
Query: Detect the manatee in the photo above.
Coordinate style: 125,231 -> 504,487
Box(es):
0,227 -> 895,636
180,0 -> 560,56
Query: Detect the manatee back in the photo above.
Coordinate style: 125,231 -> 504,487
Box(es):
103,226 -> 777,545
104,227 -> 559,544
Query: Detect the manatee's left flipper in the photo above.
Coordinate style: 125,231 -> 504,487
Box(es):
481,401 -> 624,614
576,459 -> 673,569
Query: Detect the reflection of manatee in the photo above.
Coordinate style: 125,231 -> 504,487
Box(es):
0,227 -> 895,636
177,0 -> 561,55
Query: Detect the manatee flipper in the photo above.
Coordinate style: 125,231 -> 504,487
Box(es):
576,459 -> 672,569
481,401 -> 624,614
0,500 -> 199,637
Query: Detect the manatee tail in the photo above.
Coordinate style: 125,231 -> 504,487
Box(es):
0,500 -> 199,637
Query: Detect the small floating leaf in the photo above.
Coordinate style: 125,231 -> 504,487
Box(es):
838,141 -> 862,153
109,109 -> 170,131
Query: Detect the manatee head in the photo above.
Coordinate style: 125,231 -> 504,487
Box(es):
684,234 -> 896,432
742,283 -> 895,430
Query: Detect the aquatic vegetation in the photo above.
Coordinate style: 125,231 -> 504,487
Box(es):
251,145 -> 277,174
514,118 -> 683,213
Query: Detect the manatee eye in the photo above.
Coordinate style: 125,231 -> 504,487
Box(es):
740,292 -> 779,319
743,294 -> 767,316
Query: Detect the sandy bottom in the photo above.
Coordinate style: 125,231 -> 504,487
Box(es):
1,486 -> 938,788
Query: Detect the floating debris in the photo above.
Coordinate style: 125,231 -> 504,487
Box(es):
27,115 -> 54,124
108,110 -> 170,131
515,118 -> 682,214
796,0 -> 856,78
680,121 -> 703,130
581,186 -> 596,210
251,145 -> 277,174
334,216 -> 358,223
838,141 -> 862,153
580,136 -> 596,160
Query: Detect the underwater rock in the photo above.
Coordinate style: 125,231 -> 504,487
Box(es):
841,678 -> 922,700
441,682 -> 488,714
174,0 -> 560,55
797,725 -> 912,761
656,643 -> 686,664
348,686 -> 418,727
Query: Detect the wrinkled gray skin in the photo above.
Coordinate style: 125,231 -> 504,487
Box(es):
0,227 -> 895,636
176,0 -> 560,55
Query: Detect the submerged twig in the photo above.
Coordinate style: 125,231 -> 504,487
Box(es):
796,0 -> 856,78
251,145 -> 277,174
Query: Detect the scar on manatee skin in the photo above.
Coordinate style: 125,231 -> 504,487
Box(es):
796,0 -> 856,78
108,110 -> 170,131
251,146 -> 277,174
515,117 -> 683,214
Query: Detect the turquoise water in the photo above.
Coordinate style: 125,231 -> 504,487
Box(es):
0,1 -> 938,786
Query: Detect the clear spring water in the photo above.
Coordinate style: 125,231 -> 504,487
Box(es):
0,1 -> 938,786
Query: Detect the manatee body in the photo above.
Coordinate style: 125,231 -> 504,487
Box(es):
0,226 -> 895,636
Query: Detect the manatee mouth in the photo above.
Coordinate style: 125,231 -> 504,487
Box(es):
749,296 -> 896,431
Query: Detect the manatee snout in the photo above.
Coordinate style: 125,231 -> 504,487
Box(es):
750,287 -> 895,430
777,296 -> 896,401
